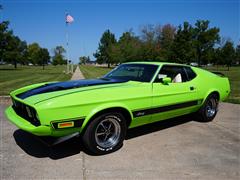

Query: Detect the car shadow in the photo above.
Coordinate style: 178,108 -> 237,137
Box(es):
13,114 -> 195,159
126,114 -> 194,140
13,130 -> 85,159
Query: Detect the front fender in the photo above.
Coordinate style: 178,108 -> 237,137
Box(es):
80,102 -> 133,132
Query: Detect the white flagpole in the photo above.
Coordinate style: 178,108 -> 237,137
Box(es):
65,12 -> 74,74
65,12 -> 69,74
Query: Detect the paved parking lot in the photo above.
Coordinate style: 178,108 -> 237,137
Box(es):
0,103 -> 239,180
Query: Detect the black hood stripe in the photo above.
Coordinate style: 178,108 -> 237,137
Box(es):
17,78 -> 128,99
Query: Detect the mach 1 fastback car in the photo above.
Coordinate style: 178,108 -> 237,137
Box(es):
5,62 -> 230,154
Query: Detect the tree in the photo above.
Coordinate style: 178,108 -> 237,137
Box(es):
159,24 -> 176,59
0,21 -> 28,68
93,20 -> 226,65
193,20 -> 220,66
94,29 -> 117,68
139,24 -> 160,61
140,24 -> 156,43
170,22 -> 195,64
0,21 -> 12,62
138,24 -> 177,61
54,45 -> 66,56
211,48 -> 221,66
39,48 -> 50,69
221,41 -> 235,70
52,46 -> 66,65
3,35 -> 27,68
27,43 -> 41,65
27,43 -> 50,68
235,43 -> 240,65
110,31 -> 142,63
79,56 -> 90,64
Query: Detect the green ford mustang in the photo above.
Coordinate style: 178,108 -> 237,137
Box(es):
5,62 -> 230,154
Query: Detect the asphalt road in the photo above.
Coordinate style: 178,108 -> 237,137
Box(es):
0,103 -> 239,180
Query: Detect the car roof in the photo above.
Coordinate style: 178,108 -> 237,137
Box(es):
123,61 -> 190,67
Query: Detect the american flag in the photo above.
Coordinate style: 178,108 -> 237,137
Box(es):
66,14 -> 74,24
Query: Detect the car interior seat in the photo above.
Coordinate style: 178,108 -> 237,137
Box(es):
172,73 -> 182,83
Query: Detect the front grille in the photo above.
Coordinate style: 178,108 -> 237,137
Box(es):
12,98 -> 40,126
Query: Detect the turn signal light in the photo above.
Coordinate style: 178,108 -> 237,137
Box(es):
58,121 -> 74,128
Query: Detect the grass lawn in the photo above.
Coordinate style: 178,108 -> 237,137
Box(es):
79,65 -> 113,79
0,65 -> 72,95
204,66 -> 240,104
80,65 -> 240,104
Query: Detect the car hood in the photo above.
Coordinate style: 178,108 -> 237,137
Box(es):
14,78 -> 135,104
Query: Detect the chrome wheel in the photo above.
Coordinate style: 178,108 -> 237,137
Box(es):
206,98 -> 218,118
95,116 -> 121,149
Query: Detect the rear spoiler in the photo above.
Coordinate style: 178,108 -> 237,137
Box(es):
211,71 -> 225,77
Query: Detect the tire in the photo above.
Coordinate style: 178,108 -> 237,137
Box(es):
197,94 -> 219,122
82,112 -> 127,155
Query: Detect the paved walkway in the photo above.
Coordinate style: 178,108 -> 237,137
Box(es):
71,66 -> 85,80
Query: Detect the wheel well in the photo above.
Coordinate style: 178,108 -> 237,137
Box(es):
209,91 -> 220,100
82,107 -> 132,133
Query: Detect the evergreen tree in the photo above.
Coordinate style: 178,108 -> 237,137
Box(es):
94,29 -> 117,68
170,22 -> 195,64
193,20 -> 220,66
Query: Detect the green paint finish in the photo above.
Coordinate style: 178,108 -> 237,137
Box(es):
5,62 -> 230,137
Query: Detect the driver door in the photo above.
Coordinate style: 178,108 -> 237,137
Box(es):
150,65 -> 200,123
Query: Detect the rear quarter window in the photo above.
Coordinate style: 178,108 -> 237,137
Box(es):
184,67 -> 196,81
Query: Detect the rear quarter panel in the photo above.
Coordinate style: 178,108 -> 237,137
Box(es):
192,67 -> 230,102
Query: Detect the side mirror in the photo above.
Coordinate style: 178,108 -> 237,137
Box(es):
162,77 -> 171,85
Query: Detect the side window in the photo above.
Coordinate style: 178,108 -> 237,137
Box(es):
184,67 -> 196,81
157,65 -> 188,83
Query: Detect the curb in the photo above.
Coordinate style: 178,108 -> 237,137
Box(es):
0,96 -> 11,105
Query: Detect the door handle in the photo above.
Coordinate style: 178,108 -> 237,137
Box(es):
190,86 -> 196,91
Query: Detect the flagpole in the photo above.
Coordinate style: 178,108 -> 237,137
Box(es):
65,12 -> 69,74
65,12 -> 74,74
66,25 -> 69,74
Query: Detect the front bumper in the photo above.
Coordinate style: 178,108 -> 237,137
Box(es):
5,106 -> 51,136
5,106 -> 84,137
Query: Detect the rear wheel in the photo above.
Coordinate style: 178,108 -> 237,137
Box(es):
197,94 -> 219,122
82,112 -> 126,155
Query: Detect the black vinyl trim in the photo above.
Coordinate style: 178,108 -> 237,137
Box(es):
132,100 -> 202,117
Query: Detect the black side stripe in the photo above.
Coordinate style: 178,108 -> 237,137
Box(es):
132,100 -> 202,117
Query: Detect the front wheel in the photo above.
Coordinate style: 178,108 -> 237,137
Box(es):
197,94 -> 219,122
82,112 -> 127,155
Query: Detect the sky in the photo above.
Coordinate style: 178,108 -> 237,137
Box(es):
1,0 -> 239,63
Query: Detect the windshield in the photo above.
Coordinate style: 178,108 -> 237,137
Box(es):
103,64 -> 159,82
